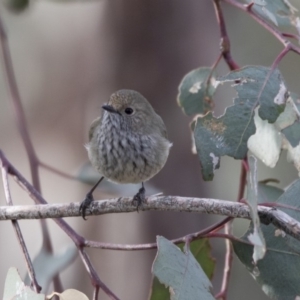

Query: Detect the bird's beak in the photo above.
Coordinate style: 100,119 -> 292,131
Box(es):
102,105 -> 121,116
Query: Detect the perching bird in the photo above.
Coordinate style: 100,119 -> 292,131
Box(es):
79,89 -> 172,219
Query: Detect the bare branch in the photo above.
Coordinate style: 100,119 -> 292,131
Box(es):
223,0 -> 300,55
0,150 -> 121,299
1,196 -> 300,241
213,0 -> 239,70
1,164 -> 41,293
0,8 -> 61,291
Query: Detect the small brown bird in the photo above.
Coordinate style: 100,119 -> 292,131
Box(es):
79,89 -> 172,219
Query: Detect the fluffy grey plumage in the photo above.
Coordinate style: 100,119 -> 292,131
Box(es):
86,89 -> 172,184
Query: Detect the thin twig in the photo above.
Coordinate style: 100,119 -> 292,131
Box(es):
0,151 -> 119,300
223,0 -> 300,55
78,249 -> 120,300
85,217 -> 232,250
1,163 -> 41,293
215,158 -> 248,300
0,6 -> 112,294
212,1 -> 242,297
213,0 -> 239,70
0,9 -> 61,291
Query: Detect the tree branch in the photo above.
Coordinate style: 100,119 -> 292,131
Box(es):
223,0 -> 300,55
0,150 -> 120,300
1,196 -> 300,241
0,8 -> 62,291
1,164 -> 41,293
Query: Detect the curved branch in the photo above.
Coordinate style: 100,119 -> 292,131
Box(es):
223,0 -> 300,55
1,196 -> 300,241
0,151 -> 120,300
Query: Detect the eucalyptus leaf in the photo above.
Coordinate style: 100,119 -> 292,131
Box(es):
233,179 -> 300,300
243,0 -> 298,28
177,67 -> 216,116
280,93 -> 300,147
152,236 -> 215,300
282,120 -> 300,147
194,66 -> 288,180
3,268 -> 44,300
149,239 -> 216,300
220,66 -> 287,123
149,277 -> 170,300
25,245 -> 77,293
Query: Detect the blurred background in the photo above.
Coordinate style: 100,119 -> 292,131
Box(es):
0,0 -> 300,299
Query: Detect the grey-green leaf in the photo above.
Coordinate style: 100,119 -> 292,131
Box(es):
177,67 -> 216,116
220,66 -> 287,123
152,236 -> 215,300
280,93 -> 300,147
3,268 -> 44,300
149,238 -> 216,300
24,245 -> 77,293
282,120 -> 300,147
194,66 -> 288,180
233,179 -> 300,300
243,0 -> 298,28
257,181 -> 283,203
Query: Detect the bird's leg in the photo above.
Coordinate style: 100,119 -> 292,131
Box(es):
79,176 -> 104,220
132,182 -> 146,212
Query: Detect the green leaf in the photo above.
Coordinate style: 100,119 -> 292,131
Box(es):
178,239 -> 216,280
152,236 -> 215,300
245,156 -> 266,263
280,93 -> 300,147
282,120 -> 300,147
233,239 -> 300,300
24,245 -> 77,293
243,0 -> 298,28
3,268 -> 45,300
194,108 -> 254,180
257,181 -> 283,203
149,277 -> 170,300
177,67 -> 216,116
283,95 -> 300,172
233,179 -> 300,300
220,66 -> 287,123
149,238 -> 216,300
275,95 -> 299,130
194,66 -> 287,180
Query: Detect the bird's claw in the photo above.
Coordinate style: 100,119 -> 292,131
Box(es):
79,193 -> 94,220
132,186 -> 146,212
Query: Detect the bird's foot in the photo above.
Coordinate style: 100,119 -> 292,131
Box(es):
132,185 -> 146,212
79,193 -> 94,220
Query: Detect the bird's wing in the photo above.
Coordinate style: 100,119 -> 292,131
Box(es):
88,116 -> 101,141
157,114 -> 168,139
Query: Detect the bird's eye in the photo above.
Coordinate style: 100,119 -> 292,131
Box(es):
125,107 -> 134,115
